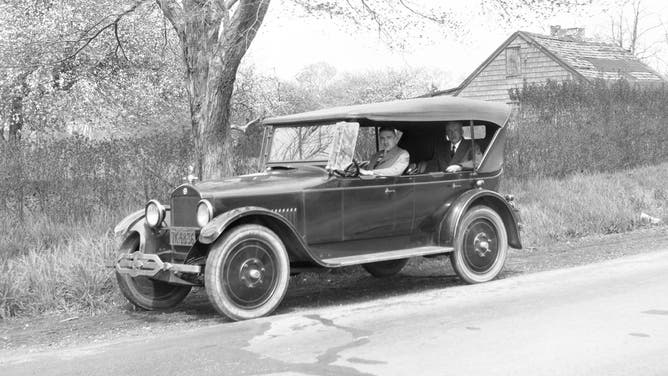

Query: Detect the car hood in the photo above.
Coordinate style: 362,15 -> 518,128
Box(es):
192,165 -> 330,199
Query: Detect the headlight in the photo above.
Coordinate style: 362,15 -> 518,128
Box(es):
196,200 -> 214,227
145,200 -> 166,228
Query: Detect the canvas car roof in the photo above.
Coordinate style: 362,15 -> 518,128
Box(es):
263,96 -> 511,127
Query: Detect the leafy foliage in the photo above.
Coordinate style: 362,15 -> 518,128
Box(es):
0,0 -> 187,139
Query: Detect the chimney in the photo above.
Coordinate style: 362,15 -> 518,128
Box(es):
550,26 -> 585,41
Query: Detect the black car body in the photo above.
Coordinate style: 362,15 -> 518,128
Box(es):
114,96 -> 522,321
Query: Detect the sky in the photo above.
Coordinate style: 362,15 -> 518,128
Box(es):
244,0 -> 668,89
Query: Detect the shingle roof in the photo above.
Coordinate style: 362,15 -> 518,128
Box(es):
448,31 -> 667,98
520,31 -> 666,83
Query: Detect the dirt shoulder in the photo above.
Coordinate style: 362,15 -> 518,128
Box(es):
1,225 -> 666,352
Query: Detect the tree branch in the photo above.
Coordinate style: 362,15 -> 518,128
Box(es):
114,22 -> 130,62
224,0 -> 271,59
398,0 -> 446,24
358,0 -> 391,40
63,0 -> 149,63
64,22 -> 116,62
156,0 -> 186,43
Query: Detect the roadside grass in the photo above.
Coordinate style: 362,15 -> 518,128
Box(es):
1,163 -> 666,319
501,162 -> 667,247
0,210 -> 126,319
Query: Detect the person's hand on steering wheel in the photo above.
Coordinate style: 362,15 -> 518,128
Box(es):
339,158 -> 360,177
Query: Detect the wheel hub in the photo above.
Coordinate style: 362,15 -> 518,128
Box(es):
473,233 -> 492,257
239,258 -> 265,288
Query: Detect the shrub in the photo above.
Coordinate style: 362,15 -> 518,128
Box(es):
505,80 -> 668,178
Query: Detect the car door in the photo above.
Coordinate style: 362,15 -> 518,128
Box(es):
303,179 -> 343,245
341,176 -> 413,241
392,175 -> 416,235
412,171 -> 472,233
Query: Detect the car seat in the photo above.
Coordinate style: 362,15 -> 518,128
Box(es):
404,160 -> 428,175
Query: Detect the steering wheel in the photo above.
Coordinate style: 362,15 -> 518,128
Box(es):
333,158 -> 360,177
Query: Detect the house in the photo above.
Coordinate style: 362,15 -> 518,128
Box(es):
445,27 -> 666,103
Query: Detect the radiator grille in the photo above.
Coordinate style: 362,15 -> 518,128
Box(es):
171,195 -> 200,227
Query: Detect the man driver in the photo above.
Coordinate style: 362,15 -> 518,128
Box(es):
359,127 -> 409,176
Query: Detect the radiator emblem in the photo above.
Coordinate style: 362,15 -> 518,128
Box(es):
183,188 -> 188,195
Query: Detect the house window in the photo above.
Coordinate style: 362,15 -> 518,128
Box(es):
506,47 -> 521,77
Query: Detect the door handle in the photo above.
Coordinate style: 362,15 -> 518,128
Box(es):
385,188 -> 396,194
452,184 -> 462,188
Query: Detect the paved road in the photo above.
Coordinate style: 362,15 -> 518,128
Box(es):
3,250 -> 668,376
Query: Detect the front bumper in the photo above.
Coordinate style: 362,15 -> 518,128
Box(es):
116,252 -> 201,278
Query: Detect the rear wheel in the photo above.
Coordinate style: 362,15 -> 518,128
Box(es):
450,206 -> 508,284
362,258 -> 409,277
205,224 -> 290,321
116,237 -> 192,310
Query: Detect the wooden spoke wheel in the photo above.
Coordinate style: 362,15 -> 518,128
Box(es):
450,206 -> 508,284
205,225 -> 290,321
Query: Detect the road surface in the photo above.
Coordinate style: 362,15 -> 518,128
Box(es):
2,250 -> 668,376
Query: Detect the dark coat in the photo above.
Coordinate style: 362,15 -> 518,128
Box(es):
427,138 -> 482,172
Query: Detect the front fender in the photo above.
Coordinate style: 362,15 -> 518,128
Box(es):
437,189 -> 522,249
199,206 -> 299,244
114,209 -> 145,237
114,207 -> 171,255
198,206 -> 320,265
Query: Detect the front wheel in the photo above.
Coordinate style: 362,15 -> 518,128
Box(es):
116,237 -> 192,310
450,206 -> 508,284
205,224 -> 290,321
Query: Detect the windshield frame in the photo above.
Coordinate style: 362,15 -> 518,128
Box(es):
263,121 -> 360,168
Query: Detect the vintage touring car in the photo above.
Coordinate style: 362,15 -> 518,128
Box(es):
114,96 -> 522,321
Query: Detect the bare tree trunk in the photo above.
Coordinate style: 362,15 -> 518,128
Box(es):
617,13 -> 624,47
8,74 -> 29,141
8,96 -> 23,140
630,0 -> 641,54
158,0 -> 270,180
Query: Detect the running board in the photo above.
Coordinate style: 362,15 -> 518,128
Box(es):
320,246 -> 453,267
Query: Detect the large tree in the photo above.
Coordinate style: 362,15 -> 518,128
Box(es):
155,0 -> 270,179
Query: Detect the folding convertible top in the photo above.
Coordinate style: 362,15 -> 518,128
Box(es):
263,96 -> 511,127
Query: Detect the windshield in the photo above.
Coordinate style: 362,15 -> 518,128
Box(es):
268,122 -> 359,166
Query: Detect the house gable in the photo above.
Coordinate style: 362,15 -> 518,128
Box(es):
456,32 -> 575,103
452,30 -> 666,103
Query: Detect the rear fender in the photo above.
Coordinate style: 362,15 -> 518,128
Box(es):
199,206 -> 319,265
437,189 -> 522,249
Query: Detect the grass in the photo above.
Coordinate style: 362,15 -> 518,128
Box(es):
501,162 -> 667,247
0,236 -> 119,319
0,209 -> 127,319
1,163 -> 666,319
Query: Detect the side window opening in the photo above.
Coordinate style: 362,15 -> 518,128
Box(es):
397,122 -> 498,175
